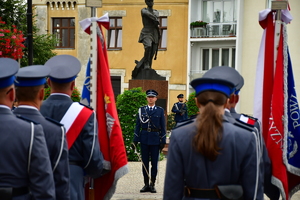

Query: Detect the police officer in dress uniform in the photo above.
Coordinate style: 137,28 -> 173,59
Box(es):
202,66 -> 280,200
0,58 -> 55,200
133,89 -> 166,193
40,55 -> 104,200
171,94 -> 188,124
163,77 -> 262,200
13,65 -> 70,200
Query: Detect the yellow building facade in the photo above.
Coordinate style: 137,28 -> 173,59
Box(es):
33,0 -> 189,113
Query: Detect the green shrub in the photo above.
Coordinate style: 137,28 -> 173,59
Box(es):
44,86 -> 81,102
116,87 -> 147,161
187,92 -> 198,117
167,112 -> 176,132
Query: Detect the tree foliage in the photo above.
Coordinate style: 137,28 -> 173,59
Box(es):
187,92 -> 199,117
0,0 -> 57,66
116,87 -> 147,161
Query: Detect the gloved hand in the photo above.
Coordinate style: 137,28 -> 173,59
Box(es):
159,143 -> 165,152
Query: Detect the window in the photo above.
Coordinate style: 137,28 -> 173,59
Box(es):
111,76 -> 121,100
108,17 -> 122,49
53,18 -> 75,48
190,42 -> 236,74
158,17 -> 167,49
201,0 -> 237,36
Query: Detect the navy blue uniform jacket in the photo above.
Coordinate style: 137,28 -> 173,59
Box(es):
134,106 -> 166,145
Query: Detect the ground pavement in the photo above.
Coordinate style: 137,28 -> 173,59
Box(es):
111,159 -> 300,200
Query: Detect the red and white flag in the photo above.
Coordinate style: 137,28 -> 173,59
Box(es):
254,9 -> 300,200
80,13 -> 128,200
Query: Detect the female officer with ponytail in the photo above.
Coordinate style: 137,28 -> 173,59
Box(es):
163,77 -> 262,200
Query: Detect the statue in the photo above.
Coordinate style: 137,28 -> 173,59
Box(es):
132,0 -> 165,80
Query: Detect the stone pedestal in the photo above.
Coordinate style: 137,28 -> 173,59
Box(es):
129,79 -> 168,115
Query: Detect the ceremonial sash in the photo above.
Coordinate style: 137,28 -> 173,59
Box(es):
60,102 -> 93,149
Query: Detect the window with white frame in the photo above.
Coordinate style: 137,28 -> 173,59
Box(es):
108,17 -> 122,49
201,0 -> 237,36
158,17 -> 167,49
190,41 -> 235,74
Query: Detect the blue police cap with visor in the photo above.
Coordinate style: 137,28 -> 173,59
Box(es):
45,55 -> 81,83
15,65 -> 51,87
177,94 -> 184,98
146,89 -> 158,97
202,66 -> 244,95
0,58 -> 19,88
190,77 -> 235,98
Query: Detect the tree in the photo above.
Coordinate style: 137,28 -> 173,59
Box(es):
0,0 -> 57,66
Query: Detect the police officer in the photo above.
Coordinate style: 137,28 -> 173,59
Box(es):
14,65 -> 70,200
0,58 -> 55,199
202,66 -> 279,200
133,89 -> 166,193
40,55 -> 104,200
164,77 -> 261,200
171,94 -> 188,124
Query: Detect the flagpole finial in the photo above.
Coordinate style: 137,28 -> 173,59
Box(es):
271,0 -> 288,20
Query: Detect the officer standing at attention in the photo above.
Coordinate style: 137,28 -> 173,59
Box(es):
0,58 -> 55,199
13,65 -> 70,200
163,77 -> 261,200
171,94 -> 188,124
133,89 -> 166,193
40,55 -> 104,200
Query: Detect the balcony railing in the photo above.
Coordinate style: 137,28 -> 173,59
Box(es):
190,23 -> 237,38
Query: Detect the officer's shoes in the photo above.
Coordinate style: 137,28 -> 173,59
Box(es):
140,185 -> 150,193
149,185 -> 157,193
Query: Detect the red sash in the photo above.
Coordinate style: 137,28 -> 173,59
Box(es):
60,103 -> 93,149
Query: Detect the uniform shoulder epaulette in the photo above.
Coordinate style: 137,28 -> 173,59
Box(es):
15,114 -> 39,124
239,113 -> 257,126
233,119 -> 255,132
45,117 -> 64,126
156,106 -> 163,110
78,102 -> 94,110
173,115 -> 197,130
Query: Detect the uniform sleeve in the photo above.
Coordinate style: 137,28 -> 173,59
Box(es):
240,132 -> 262,200
29,124 -> 56,200
53,126 -> 70,200
171,103 -> 180,114
159,109 -> 166,144
133,110 -> 141,142
163,133 -> 185,199
82,113 -> 104,178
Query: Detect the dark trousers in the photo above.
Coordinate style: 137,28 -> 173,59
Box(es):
140,143 -> 160,179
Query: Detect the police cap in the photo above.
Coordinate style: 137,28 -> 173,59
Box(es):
15,65 -> 50,87
190,77 -> 235,98
177,94 -> 184,98
202,66 -> 244,94
0,58 -> 19,88
146,89 -> 158,97
45,55 -> 81,83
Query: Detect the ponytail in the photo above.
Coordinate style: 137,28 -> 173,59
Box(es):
193,91 -> 227,161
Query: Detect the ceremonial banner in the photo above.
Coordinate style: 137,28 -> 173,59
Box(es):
80,58 -> 91,106
80,13 -> 129,200
253,9 -> 300,200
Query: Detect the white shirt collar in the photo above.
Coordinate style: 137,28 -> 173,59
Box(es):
17,105 -> 39,111
50,93 -> 70,98
0,105 -> 11,110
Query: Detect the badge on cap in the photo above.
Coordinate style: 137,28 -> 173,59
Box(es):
0,58 -> 19,88
15,65 -> 50,87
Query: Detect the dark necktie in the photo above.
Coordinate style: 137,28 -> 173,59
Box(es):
149,107 -> 153,113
